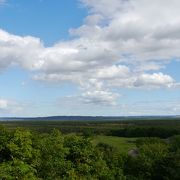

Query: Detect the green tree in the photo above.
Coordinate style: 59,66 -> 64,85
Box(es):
35,129 -> 70,179
124,138 -> 169,180
0,128 -> 39,179
64,135 -> 110,179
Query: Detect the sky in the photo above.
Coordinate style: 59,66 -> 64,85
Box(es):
0,0 -> 180,117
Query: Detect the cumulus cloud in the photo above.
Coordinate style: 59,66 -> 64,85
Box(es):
133,73 -> 175,88
0,29 -> 43,71
81,90 -> 118,105
0,0 -> 180,105
0,98 -> 23,114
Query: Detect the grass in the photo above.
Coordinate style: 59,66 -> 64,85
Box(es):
92,135 -> 137,153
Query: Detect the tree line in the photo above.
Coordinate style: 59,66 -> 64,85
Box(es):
109,126 -> 180,138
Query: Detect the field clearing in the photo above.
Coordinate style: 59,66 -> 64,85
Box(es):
92,135 -> 137,153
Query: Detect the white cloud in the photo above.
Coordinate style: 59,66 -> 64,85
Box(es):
80,0 -> 128,18
0,0 -> 180,106
79,78 -> 119,105
133,73 -> 175,88
0,29 -> 43,71
0,98 -> 23,114
96,65 -> 130,79
81,90 -> 118,105
0,99 -> 8,109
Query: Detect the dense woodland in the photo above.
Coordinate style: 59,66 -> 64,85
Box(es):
1,118 -> 180,135
0,120 -> 180,180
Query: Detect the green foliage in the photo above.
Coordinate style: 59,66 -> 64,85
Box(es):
96,142 -> 126,179
0,127 -> 39,179
64,135 -> 110,179
169,135 -> 180,152
1,118 -> 180,136
110,126 -> 180,138
124,137 -> 180,180
35,129 -> 70,179
0,159 -> 38,180
0,126 -> 180,180
93,135 -> 136,153
135,137 -> 166,147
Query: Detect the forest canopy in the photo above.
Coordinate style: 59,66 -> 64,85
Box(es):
0,125 -> 180,180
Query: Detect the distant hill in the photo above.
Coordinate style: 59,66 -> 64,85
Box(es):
0,115 -> 179,121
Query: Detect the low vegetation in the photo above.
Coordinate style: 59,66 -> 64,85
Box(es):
92,136 -> 136,153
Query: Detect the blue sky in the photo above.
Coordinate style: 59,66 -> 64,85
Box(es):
0,0 -> 87,45
0,0 -> 180,116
